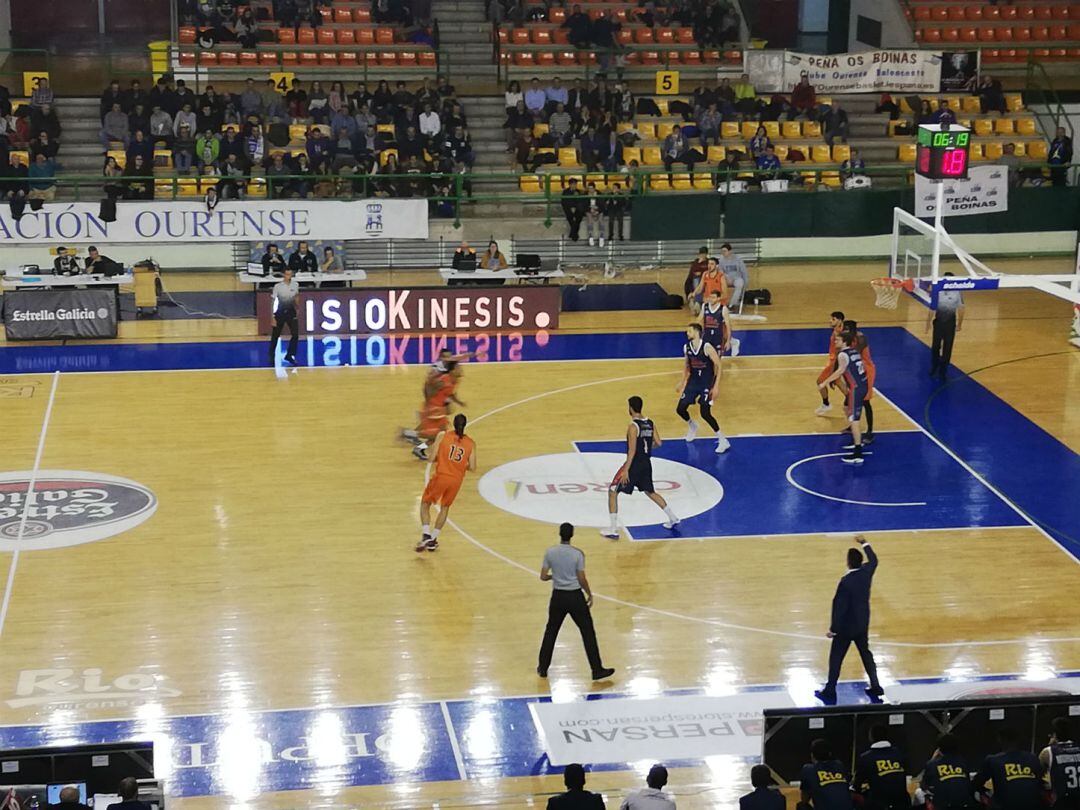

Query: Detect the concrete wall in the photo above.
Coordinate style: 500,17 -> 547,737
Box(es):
0,0 -> 11,60
762,230 -> 1078,260
848,0 -> 915,50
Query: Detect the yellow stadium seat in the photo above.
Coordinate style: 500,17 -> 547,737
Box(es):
177,178 -> 199,197
811,144 -> 832,163
642,147 -> 663,165
693,173 -> 713,189
637,123 -> 657,140
707,145 -> 726,162
803,121 -> 822,138
558,148 -> 581,167
741,121 -> 758,140
721,122 -> 740,140
1027,141 -> 1048,160
154,179 -> 176,199
655,99 -> 670,116
763,121 -> 780,139
533,123 -> 550,137
107,150 -> 126,169
974,119 -> 993,136
993,118 -> 1015,135
969,143 -> 986,161
660,123 -> 682,139
1016,118 -> 1036,136
774,144 -> 789,160
945,96 -> 962,111
800,170 -> 818,186
1005,93 -> 1023,112
379,148 -> 399,165
962,97 -> 982,113
246,178 -> 267,198
1012,142 -> 1027,156
616,122 -> 634,134
898,143 -> 917,162
621,146 -> 642,165
650,173 -> 671,190
820,170 -> 841,187
586,173 -> 608,190
519,174 -> 541,193
671,172 -> 693,190
153,149 -> 172,168
288,124 -> 308,142
818,96 -> 832,107
899,97 -> 914,114
781,121 -> 801,139
984,142 -> 1003,160
788,144 -> 810,161
831,144 -> 850,162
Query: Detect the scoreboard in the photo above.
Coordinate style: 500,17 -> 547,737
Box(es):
916,124 -> 971,180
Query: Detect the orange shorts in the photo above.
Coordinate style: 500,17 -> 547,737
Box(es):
817,362 -> 836,386
418,404 -> 449,438
422,474 -> 463,507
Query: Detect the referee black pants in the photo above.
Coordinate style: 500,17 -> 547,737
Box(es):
825,631 -> 880,692
538,589 -> 603,675
270,308 -> 299,360
930,315 -> 957,377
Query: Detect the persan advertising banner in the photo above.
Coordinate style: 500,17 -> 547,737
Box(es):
747,49 -> 942,93
3,289 -> 118,340
915,164 -> 1009,218
0,200 -> 428,244
256,287 -> 562,335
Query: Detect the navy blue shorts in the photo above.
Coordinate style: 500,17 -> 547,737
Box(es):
849,384 -> 867,422
680,383 -> 713,408
610,461 -> 654,495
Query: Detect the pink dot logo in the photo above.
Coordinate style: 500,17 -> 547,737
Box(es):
534,311 -> 551,328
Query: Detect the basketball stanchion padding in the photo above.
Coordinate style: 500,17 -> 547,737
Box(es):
871,277 -> 914,310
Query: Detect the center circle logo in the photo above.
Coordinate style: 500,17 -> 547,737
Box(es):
0,470 -> 157,551
478,452 -> 724,528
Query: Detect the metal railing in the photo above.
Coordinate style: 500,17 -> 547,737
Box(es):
1025,59 -> 1074,144
495,42 -> 744,83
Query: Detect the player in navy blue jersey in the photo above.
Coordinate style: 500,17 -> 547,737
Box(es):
677,322 -> 730,454
601,396 -> 680,539
698,289 -> 732,359
918,733 -> 974,810
854,724 -> 910,810
972,726 -> 1046,810
1041,717 -> 1080,809
818,330 -> 868,464
801,738 -> 854,809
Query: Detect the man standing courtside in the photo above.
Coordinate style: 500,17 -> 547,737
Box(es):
269,267 -> 300,365
927,272 -> 965,381
815,534 -> 883,705
538,523 -> 615,681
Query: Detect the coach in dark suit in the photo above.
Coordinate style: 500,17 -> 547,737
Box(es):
815,534 -> 883,705
546,763 -> 605,809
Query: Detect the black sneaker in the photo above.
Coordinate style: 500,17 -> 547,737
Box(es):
284,354 -> 297,365
592,667 -> 615,680
863,433 -> 874,445
415,534 -> 430,553
842,453 -> 864,465
814,688 -> 837,705
425,538 -> 439,551
537,667 -> 548,678
865,685 -> 885,698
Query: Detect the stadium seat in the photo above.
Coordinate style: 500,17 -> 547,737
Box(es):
512,28 -> 529,44
676,28 -> 695,43
693,173 -> 713,190
153,149 -> 172,168
634,27 -> 654,43
649,174 -> 671,190
964,4 -> 983,20
923,27 -> 942,42
1013,142 -> 1027,156
107,149 -> 126,169
317,28 -> 335,45
763,121 -> 780,139
721,121 -> 740,139
994,118 -> 1015,135
1051,5 -> 1070,20
1016,118 -> 1036,135
781,121 -> 801,139
974,119 -> 993,136
280,52 -> 298,66
299,51 -> 319,65
642,146 -> 662,165
831,144 -> 850,162
820,170 -> 841,187
1006,93 -> 1024,111
176,178 -> 199,197
297,26 -> 316,44
969,142 -> 986,161
803,121 -> 822,138
534,29 -> 552,44
558,148 -> 581,167
246,178 -> 267,198
376,27 -> 394,44
1028,140 -> 1048,159
773,144 -> 788,160
278,27 -> 296,44
657,27 -> 675,43
338,29 -> 356,45
519,174 -> 541,193
984,142 -> 1004,159
671,172 -> 693,189
357,28 -> 375,44
741,121 -> 758,139
811,144 -> 832,162
514,52 -> 535,66
217,51 -> 238,66
198,51 -> 217,65
154,179 -> 176,199
641,50 -> 660,64
621,146 -> 642,165
707,145 -> 726,162
240,51 -> 258,66
941,26 -> 960,41
978,26 -> 997,41
179,26 -> 196,43
960,27 -> 978,41
682,51 -> 701,64
961,96 -> 981,113
898,143 -> 917,162
320,52 -> 339,66
636,123 -> 657,140
931,6 -> 948,20
914,6 -> 931,20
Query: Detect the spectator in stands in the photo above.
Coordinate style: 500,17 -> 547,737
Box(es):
308,81 -> 330,124
591,10 -> 620,72
622,764 -> 675,810
562,177 -> 586,241
546,103 -> 571,147
419,102 -> 442,149
545,77 -> 569,115
662,125 -> 700,173
129,103 -> 150,139
286,79 -> 308,122
1049,127 -> 1072,187
289,241 -> 318,273
102,155 -> 124,199
392,80 -> 415,112
917,733 -> 972,810
31,102 -> 61,144
755,145 -> 782,181
261,79 -> 285,121
354,102 -> 377,149
173,101 -> 197,141
149,104 -> 174,147
126,128 -> 154,165
546,762 -> 605,809
525,78 -> 548,120
823,102 -> 849,146
932,100 -> 955,126
240,78 -> 262,120
374,154 -> 400,198
218,152 -> 247,199
264,153 -> 288,197
397,125 -> 425,162
122,154 -> 152,200
435,75 -> 457,110
303,127 -> 329,166
999,142 -> 1023,188
171,122 -> 195,174
480,240 -> 509,269
606,181 -> 627,242
840,148 -> 865,183
505,99 -> 534,151
976,74 -> 1006,116
196,101 -> 221,135
122,79 -> 147,114
1,152 -> 29,204
748,125 -> 770,159
740,764 -> 783,810
175,79 -> 195,113
972,727 -> 1045,810
612,81 -> 634,123
53,786 -> 90,810
916,99 -> 934,126
100,80 -> 124,122
29,131 -> 58,162
875,93 -> 899,121
30,77 -> 53,111
372,80 -> 394,115
583,181 -> 605,247
733,73 -> 759,116
563,4 -> 591,47
150,76 -> 177,116
504,80 -> 523,115
801,739 -> 853,810
219,127 -> 244,162
567,78 -> 588,124
26,152 -> 55,201
698,102 -> 722,148
196,128 -> 220,169
580,125 -> 613,171
790,73 -> 816,119
245,124 -> 265,167
101,102 -> 130,148
855,724 -> 909,810
717,149 -> 741,184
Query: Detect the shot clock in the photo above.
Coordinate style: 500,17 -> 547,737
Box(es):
916,124 -> 971,180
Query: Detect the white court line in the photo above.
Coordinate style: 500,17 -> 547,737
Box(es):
0,371 -> 60,639
626,525 -> 1025,544
441,371 -> 1080,649
438,701 -> 468,780
785,453 -> 926,507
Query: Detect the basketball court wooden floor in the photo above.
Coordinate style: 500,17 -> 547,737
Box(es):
0,264 -> 1078,809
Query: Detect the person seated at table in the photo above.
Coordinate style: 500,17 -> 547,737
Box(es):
53,246 -> 82,276
479,240 -> 508,270
320,245 -> 343,273
288,241 -> 318,274
261,243 -> 287,275
84,245 -> 122,276
451,240 -> 476,269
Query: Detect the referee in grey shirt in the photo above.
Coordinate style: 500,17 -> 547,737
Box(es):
270,267 -> 300,365
926,271 -> 965,381
538,523 -> 615,681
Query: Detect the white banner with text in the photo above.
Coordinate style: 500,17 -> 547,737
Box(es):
0,199 -> 428,244
915,164 -> 1009,218
747,49 -> 942,94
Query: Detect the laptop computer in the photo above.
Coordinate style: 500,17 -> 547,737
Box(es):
455,255 -> 477,273
247,261 -> 268,277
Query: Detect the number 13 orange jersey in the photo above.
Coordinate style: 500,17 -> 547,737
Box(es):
434,434 -> 475,480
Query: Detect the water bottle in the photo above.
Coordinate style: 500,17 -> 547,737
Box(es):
28,795 -> 40,810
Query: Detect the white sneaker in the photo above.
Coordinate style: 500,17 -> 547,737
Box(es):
662,516 -> 680,529
715,436 -> 731,454
599,237 -> 605,247
815,404 -> 831,416
684,420 -> 699,441
730,337 -> 741,357
600,527 -> 619,539
588,237 -> 595,246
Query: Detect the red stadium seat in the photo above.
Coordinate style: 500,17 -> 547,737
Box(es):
682,50 -> 701,63
334,8 -> 352,23
983,5 -> 1001,20
656,27 -> 675,43
375,27 -> 394,44
1014,25 -> 1033,40
1034,4 -> 1053,20
1000,5 -> 1018,19
1051,5 -> 1070,20
549,7 -> 565,23
634,27 -> 654,43
676,28 -> 695,43
922,27 -> 942,42
317,28 -> 335,45
419,51 -> 436,66
959,26 -> 978,41
339,52 -> 359,66
280,51 -> 298,66
724,49 -> 742,62
996,24 -> 1014,40
319,52 -> 338,65
399,51 -> 418,65
378,52 -> 397,66
617,29 -> 632,44
556,50 -> 577,64
512,28 -> 529,43
198,51 -> 217,65
278,28 -> 296,44
702,49 -> 721,62
533,28 -> 552,44
318,6 -> 331,22
1018,5 -> 1035,19
239,51 -> 258,66
1070,23 -> 1080,38
640,50 -> 660,64
218,51 -> 238,65
337,28 -> 355,44
179,51 -> 195,66
514,52 -> 535,65
536,51 -> 555,66
297,26 -> 316,44
1050,24 -> 1068,39
179,26 -> 196,43
914,5 -> 931,19
299,51 -> 319,65
978,26 -> 996,41
931,6 -> 948,20
259,51 -> 278,65
981,47 -> 1001,61
553,28 -> 569,43
947,5 -> 965,20
964,4 -> 982,20
941,26 -> 960,41
1032,25 -> 1051,40
357,28 -> 375,44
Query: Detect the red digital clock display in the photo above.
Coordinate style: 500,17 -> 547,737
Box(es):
939,147 -> 968,177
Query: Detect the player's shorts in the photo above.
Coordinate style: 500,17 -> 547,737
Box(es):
679,382 -> 713,408
610,462 -> 654,495
704,334 -> 724,354
418,404 -> 450,438
817,361 -> 837,386
422,474 -> 464,507
848,384 -> 867,422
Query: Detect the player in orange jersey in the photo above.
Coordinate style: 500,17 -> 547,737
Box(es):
815,311 -> 846,416
692,257 -> 729,310
418,413 -> 477,552
403,362 -> 466,460
843,319 -> 875,442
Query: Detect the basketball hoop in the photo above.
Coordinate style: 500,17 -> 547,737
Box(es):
871,277 -> 914,310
